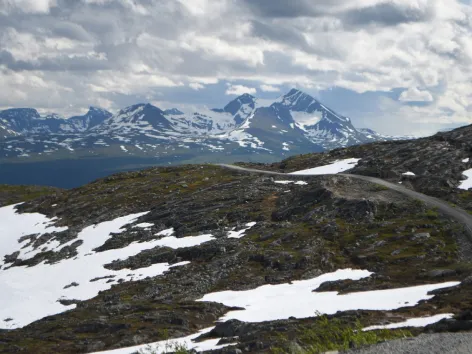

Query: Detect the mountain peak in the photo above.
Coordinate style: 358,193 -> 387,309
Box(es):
223,94 -> 257,125
238,93 -> 256,99
273,89 -> 317,111
285,88 -> 304,96
0,108 -> 41,119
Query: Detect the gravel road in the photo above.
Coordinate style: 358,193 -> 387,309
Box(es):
347,333 -> 472,354
219,164 -> 472,241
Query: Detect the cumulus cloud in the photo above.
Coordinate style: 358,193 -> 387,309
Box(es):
260,84 -> 280,92
399,87 -> 434,102
0,0 -> 470,134
0,0 -> 57,14
189,82 -> 205,90
225,84 -> 257,95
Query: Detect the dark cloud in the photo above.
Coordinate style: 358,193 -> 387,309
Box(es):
343,2 -> 432,27
241,0 -> 323,18
51,22 -> 92,41
0,50 -> 111,72
249,20 -> 310,49
0,50 -> 35,71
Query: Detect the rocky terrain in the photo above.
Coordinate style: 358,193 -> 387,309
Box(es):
240,123 -> 472,214
1,149 -> 472,353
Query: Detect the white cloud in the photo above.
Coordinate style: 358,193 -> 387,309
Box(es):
189,83 -> 205,90
0,0 -> 56,14
225,85 -> 257,96
260,84 -> 280,92
399,87 -> 434,102
0,0 -> 471,132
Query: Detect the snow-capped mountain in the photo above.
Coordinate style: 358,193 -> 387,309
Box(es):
0,89 -> 402,162
268,89 -> 373,149
67,107 -> 113,132
0,107 -> 112,135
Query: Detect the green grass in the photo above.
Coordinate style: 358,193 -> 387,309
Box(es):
271,314 -> 411,353
0,184 -> 60,206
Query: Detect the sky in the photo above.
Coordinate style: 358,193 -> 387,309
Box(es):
1,0 -> 472,136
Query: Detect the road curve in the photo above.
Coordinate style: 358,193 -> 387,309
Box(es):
218,164 -> 472,240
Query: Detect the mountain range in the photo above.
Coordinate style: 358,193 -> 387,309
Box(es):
0,89 -> 400,160
0,89 -> 412,188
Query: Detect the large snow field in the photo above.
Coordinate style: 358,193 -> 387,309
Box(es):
290,158 -> 360,175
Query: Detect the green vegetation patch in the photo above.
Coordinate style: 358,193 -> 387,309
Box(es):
0,184 -> 61,207
271,314 -> 411,353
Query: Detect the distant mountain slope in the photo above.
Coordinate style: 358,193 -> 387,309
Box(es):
0,89 -> 412,187
0,107 -> 112,135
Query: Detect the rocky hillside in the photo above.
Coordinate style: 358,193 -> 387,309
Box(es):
240,123 -> 472,214
1,157 -> 472,353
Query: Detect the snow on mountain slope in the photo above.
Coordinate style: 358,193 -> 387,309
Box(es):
66,107 -> 113,132
0,205 -> 190,329
0,89 -> 406,161
271,89 -> 371,149
0,107 -> 112,136
0,202 -> 260,330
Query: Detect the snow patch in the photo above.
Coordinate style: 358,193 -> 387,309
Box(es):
458,168 -> 472,190
198,270 -> 459,323
153,234 -> 215,249
93,327 -> 233,354
402,171 -> 416,176
134,222 -> 154,229
0,209 -> 190,329
363,313 -> 454,331
274,180 -> 308,185
291,111 -> 322,130
290,158 -> 360,175
227,222 -> 256,239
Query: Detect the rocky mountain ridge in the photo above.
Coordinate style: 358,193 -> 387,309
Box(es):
0,89 -> 401,163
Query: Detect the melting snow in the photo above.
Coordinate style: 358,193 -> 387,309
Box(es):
198,270 -> 459,323
134,222 -> 154,229
290,111 -> 322,131
0,204 -> 69,268
363,313 -> 454,331
153,234 -> 215,249
274,180 -> 308,185
463,158 -> 469,163
290,158 -> 360,175
93,327 -> 234,354
458,169 -> 472,190
0,208 -> 189,329
227,222 -> 257,239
